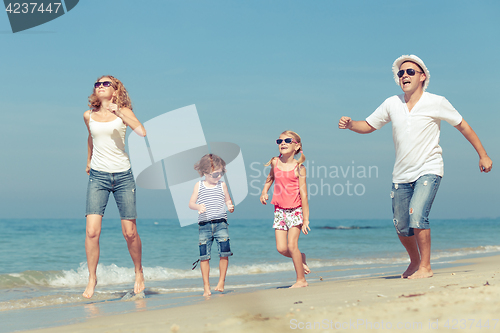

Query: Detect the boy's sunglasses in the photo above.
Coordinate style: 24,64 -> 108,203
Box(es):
397,68 -> 423,78
209,171 -> 225,178
276,138 -> 297,145
94,81 -> 113,88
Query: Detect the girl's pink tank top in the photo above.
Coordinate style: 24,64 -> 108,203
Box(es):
271,162 -> 302,209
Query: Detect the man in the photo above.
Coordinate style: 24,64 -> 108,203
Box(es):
338,55 -> 492,279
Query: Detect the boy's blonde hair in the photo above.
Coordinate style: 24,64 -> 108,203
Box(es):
265,130 -> 306,170
194,154 -> 227,176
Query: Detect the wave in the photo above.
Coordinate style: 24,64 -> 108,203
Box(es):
0,263 -> 201,290
0,270 -> 62,289
431,245 -> 500,260
0,260 -> 389,290
1,245 -> 499,291
0,281 -> 286,312
0,293 -> 93,311
1,245 -> 500,312
0,262 -> 309,290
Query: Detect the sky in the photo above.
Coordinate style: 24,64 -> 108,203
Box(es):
1,0 -> 499,221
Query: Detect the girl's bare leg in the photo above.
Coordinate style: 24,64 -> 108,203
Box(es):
275,228 -> 308,288
275,229 -> 290,256
83,214 -> 102,298
200,259 -> 211,296
275,229 -> 310,274
215,257 -> 228,292
301,253 -> 310,274
287,227 -> 308,288
121,219 -> 145,294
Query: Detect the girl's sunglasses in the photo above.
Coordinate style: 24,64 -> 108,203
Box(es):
397,68 -> 423,78
94,81 -> 113,88
209,171 -> 225,178
276,138 -> 297,144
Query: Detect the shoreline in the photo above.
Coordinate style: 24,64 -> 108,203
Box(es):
21,254 -> 500,332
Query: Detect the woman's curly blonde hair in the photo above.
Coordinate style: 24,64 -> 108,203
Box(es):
88,75 -> 133,110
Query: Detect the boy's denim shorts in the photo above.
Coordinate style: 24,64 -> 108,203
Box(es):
198,220 -> 232,261
86,168 -> 137,220
391,174 -> 441,237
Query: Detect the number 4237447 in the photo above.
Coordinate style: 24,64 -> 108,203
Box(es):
5,3 -> 62,14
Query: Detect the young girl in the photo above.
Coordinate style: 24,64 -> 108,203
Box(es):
189,154 -> 235,296
83,75 -> 147,298
260,130 -> 310,288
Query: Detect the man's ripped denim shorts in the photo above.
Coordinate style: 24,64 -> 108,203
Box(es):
198,220 -> 232,261
391,174 -> 441,237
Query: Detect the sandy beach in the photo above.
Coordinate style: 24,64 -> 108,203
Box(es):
21,254 -> 499,333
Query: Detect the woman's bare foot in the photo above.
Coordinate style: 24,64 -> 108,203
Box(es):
401,263 -> 419,278
408,268 -> 433,279
203,285 -> 211,296
290,280 -> 308,288
302,253 -> 311,274
214,281 -> 225,292
83,277 -> 97,299
134,268 -> 145,294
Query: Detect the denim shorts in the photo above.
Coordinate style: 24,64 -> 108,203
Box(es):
391,174 -> 441,237
198,220 -> 232,261
86,168 -> 137,220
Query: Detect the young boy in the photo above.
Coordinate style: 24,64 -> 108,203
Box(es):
189,154 -> 234,296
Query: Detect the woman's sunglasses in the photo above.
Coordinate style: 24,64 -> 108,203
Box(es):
208,171 -> 225,178
94,81 -> 113,88
276,138 -> 297,145
397,69 -> 423,78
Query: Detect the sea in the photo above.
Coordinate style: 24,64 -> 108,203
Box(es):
1,217 -> 499,332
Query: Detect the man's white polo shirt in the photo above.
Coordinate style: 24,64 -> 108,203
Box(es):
366,92 -> 463,184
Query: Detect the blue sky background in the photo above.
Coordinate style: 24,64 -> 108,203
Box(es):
1,0 -> 498,221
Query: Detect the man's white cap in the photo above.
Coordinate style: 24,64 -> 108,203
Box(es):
392,55 -> 430,91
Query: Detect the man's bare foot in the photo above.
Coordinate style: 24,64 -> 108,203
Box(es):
83,277 -> 97,299
301,253 -> 310,274
408,268 -> 433,279
134,268 -> 145,294
203,285 -> 211,296
401,263 -> 419,278
290,280 -> 308,288
214,282 -> 225,292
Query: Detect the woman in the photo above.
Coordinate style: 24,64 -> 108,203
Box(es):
83,75 -> 146,298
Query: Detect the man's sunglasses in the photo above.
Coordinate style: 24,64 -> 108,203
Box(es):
276,138 -> 298,145
94,81 -> 113,88
208,171 -> 225,178
397,69 -> 423,78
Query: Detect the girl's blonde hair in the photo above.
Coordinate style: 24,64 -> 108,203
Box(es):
88,75 -> 133,110
194,154 -> 227,176
265,130 -> 306,170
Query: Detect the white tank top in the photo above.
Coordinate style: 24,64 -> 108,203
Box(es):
89,113 -> 131,173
